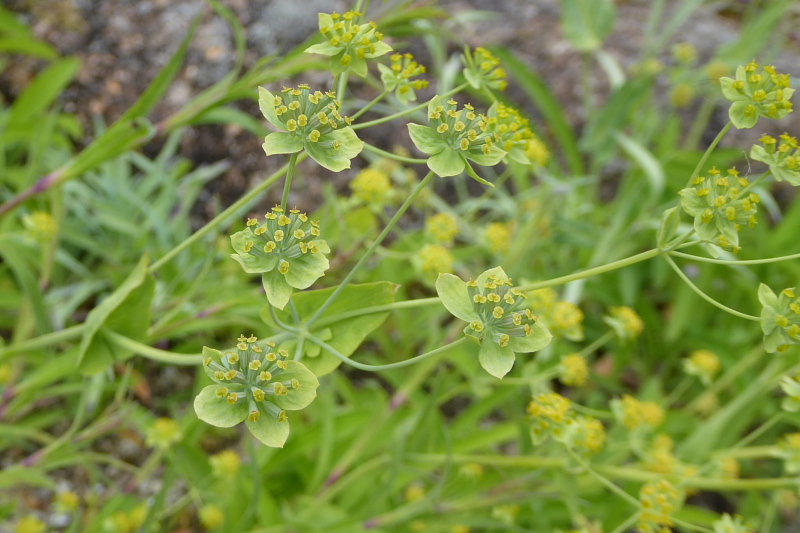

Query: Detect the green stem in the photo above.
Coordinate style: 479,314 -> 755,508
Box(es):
664,254 -> 760,321
669,249 -> 800,266
280,152 -> 300,212
103,330 -> 203,365
732,412 -> 783,450
148,154 -> 307,273
306,171 -> 436,328
0,324 -> 84,363
306,335 -> 466,372
337,72 -> 349,102
352,83 -> 469,131
314,298 -> 441,329
577,330 -> 615,358
568,448 -> 640,508
683,96 -> 716,150
362,143 -> 427,164
686,121 -> 732,187
672,518 -> 713,533
609,513 -> 640,533
664,375 -> 693,408
349,90 -> 388,121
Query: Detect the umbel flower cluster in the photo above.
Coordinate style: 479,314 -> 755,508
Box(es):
720,60 -> 794,128
679,167 -> 759,251
759,284 -> 800,353
378,53 -> 429,105
526,392 -> 606,456
195,335 -> 319,447
487,103 -> 535,164
638,480 -> 684,533
231,206 -> 330,309
436,267 -> 551,378
408,96 -> 507,183
462,46 -> 508,91
304,11 -> 392,76
259,85 -> 364,172
751,133 -> 800,186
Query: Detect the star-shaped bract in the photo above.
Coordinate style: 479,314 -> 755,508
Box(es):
304,11 -> 392,77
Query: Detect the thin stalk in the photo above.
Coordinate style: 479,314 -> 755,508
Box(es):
0,324 -> 84,362
306,171 -> 435,327
686,121 -> 732,187
314,298 -> 441,329
352,83 -> 469,130
664,375 -> 693,408
349,90 -> 388,121
306,335 -> 466,372
664,254 -> 759,321
568,448 -> 641,508
609,514 -> 640,533
103,330 -> 203,365
731,412 -> 783,450
362,143 -> 427,164
280,152 -> 300,212
669,249 -> 800,266
672,519 -> 713,533
683,96 -> 717,150
336,72 -> 349,102
148,154 -> 307,273
577,330 -> 615,358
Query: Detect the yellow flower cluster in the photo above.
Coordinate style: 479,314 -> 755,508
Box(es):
608,306 -> 644,339
644,434 -> 698,481
559,353 -> 589,387
527,288 -> 584,341
23,211 -> 57,242
210,449 -> 241,478
425,212 -> 459,244
350,167 -> 392,205
612,394 -> 664,430
683,349 -> 721,385
416,244 -> 454,279
525,137 -> 550,167
200,505 -> 225,530
638,480 -> 683,533
527,392 -> 606,455
103,504 -> 148,533
528,392 -> 572,440
145,417 -> 182,450
484,222 -> 513,254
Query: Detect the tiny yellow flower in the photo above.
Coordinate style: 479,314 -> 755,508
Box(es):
416,244 -> 454,278
425,212 -> 459,243
525,137 -> 550,167
15,516 -> 46,533
484,222 -> 513,254
350,167 -> 392,205
559,354 -> 589,387
55,490 -> 80,512
638,480 -> 683,533
145,417 -> 182,450
199,504 -> 225,530
209,449 -> 241,478
22,211 -> 57,242
607,306 -> 644,339
404,483 -> 425,502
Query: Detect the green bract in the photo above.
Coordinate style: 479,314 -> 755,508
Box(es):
304,11 -> 392,77
436,267 -> 552,378
713,514 -> 754,533
487,103 -> 534,165
377,53 -> 429,105
259,85 -> 364,172
678,167 -> 759,252
462,46 -> 507,91
779,376 -> 800,412
758,284 -> 800,353
194,335 -> 319,448
408,96 -> 506,185
719,60 -> 794,129
230,206 -> 330,310
750,133 -> 800,186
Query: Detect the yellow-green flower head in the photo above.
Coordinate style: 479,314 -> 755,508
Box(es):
751,133 -> 800,186
404,483 -> 426,502
713,514 -> 754,533
378,53 -> 429,105
259,85 -> 364,172
145,417 -> 182,450
638,480 -> 683,533
15,516 -> 46,533
486,103 -> 534,164
605,306 -> 644,340
415,244 -> 454,279
527,287 -> 558,315
525,137 -> 550,167
611,395 -> 664,430
549,301 -> 585,342
0,363 -> 11,384
567,415 -> 606,455
758,284 -> 800,353
436,267 -> 552,378
671,83 -> 695,108
672,42 -> 697,65
779,432 -> 800,474
720,61 -> 794,128
425,212 -> 459,244
706,60 -> 731,82
459,462 -> 484,480
209,449 -> 241,478
451,526 -> 470,533
194,335 -> 319,447
462,46 -> 507,91
644,434 -> 699,482
491,504 -> 520,525
230,207 -> 330,310
55,490 -> 81,513
22,211 -> 57,242
683,349 -> 720,385
781,375 -> 800,412
305,11 -> 393,76
527,391 -> 572,443
484,221 -> 513,254
350,167 -> 392,205
199,505 -> 225,530
559,353 -> 588,387
103,505 -> 147,533
679,166 -> 759,251
408,96 -> 506,183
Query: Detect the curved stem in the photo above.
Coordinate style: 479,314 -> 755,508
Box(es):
0,324 -> 84,363
576,330 -> 615,358
306,334 -> 466,372
314,298 -> 441,329
103,330 -> 203,365
686,121 -> 732,187
280,152 -> 300,212
349,90 -> 388,121
669,248 -> 800,265
362,143 -> 428,164
306,171 -> 436,328
664,254 -> 760,321
609,514 -> 640,533
567,448 -> 640,508
269,304 -> 300,333
148,154 -> 308,273
351,83 -> 469,131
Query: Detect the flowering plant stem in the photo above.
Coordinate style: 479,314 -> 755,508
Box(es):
349,90 -> 388,121
362,143 -> 428,164
686,120 -> 732,187
280,152 -> 300,212
351,83 -> 469,130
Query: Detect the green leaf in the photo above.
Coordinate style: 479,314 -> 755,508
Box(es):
246,412 -> 290,447
506,323 -> 552,353
261,282 -> 397,376
478,341 -> 516,379
258,87 -> 282,129
463,67 -> 482,89
78,255 -> 155,374
657,207 -> 681,248
464,162 -> 494,187
614,131 -> 664,200
305,42 -> 339,56
378,63 -> 398,91
306,128 -> 364,172
729,101 -> 758,129
230,228 -> 278,273
8,57 -> 80,127
465,145 -> 507,167
194,385 -> 248,427
435,273 -> 479,323
758,283 -> 779,309
561,0 -> 616,51
284,251 -> 329,290
366,41 -> 393,58
329,127 -> 365,160
262,270 -> 294,310
269,360 -> 319,411
428,148 -> 465,177
476,266 -> 509,286
262,132 -> 304,155
407,123 -> 445,155
0,466 -> 55,490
